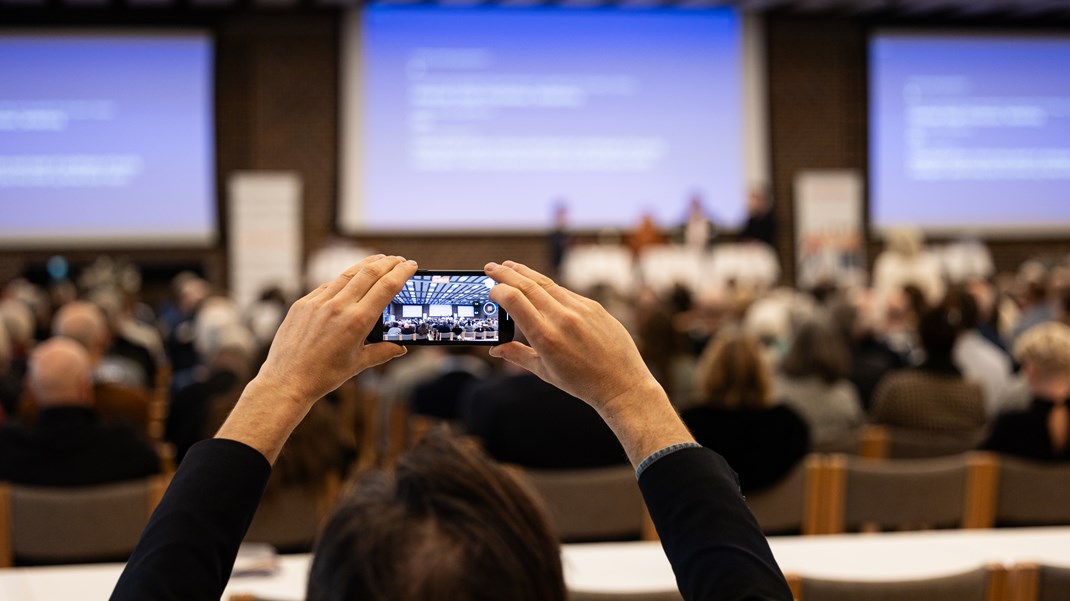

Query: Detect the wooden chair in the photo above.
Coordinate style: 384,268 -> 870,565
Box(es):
1010,563 -> 1070,601
515,464 -> 648,542
0,474 -> 170,566
744,455 -> 824,535
816,452 -> 998,534
785,564 -> 1007,601
858,425 -> 985,460
992,457 -> 1070,527
242,473 -> 341,552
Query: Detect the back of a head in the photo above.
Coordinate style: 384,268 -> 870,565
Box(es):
307,429 -> 565,601
918,301 -> 961,359
53,300 -> 110,357
1014,322 -> 1070,380
695,328 -> 772,409
29,337 -> 93,407
780,317 -> 851,384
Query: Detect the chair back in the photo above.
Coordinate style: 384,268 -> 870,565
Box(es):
786,564 -> 1007,601
0,475 -> 169,566
994,457 -> 1070,527
518,465 -> 645,542
820,452 -> 996,534
859,425 -> 984,459
745,455 -> 823,535
1011,563 -> 1070,601
244,474 -> 341,552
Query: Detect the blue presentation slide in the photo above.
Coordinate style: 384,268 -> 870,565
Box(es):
356,7 -> 744,231
870,33 -> 1070,232
0,34 -> 215,247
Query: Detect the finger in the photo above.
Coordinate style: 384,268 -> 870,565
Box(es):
320,254 -> 387,300
488,342 -> 543,376
302,282 -> 330,302
361,342 -> 408,369
353,259 -> 419,322
484,261 -> 558,312
335,255 -> 406,304
501,260 -> 578,306
488,282 -> 544,336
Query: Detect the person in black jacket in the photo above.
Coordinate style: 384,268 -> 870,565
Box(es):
0,337 -> 159,487
110,256 -> 792,601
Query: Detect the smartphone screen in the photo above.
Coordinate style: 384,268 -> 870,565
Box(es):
367,270 -> 514,346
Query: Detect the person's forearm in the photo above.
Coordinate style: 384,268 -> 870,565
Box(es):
596,378 -> 695,469
214,377 -> 311,464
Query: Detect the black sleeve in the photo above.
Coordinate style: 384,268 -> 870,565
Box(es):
110,438 -> 272,601
638,447 -> 793,601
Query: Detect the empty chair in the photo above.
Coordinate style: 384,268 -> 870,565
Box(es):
517,465 -> 646,542
0,475 -> 169,566
744,455 -> 823,535
818,453 -> 996,534
785,565 -> 1006,601
993,457 -> 1070,527
1011,563 -> 1070,601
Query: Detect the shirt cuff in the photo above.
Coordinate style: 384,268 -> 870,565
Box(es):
635,441 -> 703,480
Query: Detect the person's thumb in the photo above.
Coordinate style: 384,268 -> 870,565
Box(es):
361,342 -> 407,369
489,342 -> 542,375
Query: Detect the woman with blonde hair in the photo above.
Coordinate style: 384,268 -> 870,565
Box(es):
682,328 -> 809,493
982,322 -> 1070,460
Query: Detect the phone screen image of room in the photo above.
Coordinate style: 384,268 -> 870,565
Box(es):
381,274 -> 501,342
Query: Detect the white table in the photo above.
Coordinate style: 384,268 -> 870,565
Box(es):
4,527 -> 1070,600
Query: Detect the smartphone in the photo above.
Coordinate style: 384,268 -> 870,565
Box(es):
366,270 -> 514,346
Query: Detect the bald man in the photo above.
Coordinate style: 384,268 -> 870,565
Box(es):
54,300 -> 152,390
0,337 -> 159,486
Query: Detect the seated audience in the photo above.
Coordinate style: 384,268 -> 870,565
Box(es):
830,295 -> 907,409
44,301 -> 152,434
681,329 -> 809,493
983,322 -> 1070,460
408,347 -> 490,420
775,316 -> 863,448
0,337 -> 159,486
110,257 -> 792,601
870,301 -> 987,438
462,360 -> 627,469
166,322 -> 257,462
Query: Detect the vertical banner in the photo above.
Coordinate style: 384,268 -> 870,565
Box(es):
228,172 -> 303,309
794,170 -> 864,290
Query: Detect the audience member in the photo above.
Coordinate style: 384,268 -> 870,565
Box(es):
462,360 -> 627,469
408,348 -> 491,420
682,329 -> 809,493
982,322 -> 1070,460
775,317 -> 863,448
872,226 -> 945,307
48,301 -> 153,434
0,337 -> 159,486
829,294 -> 907,409
947,287 -> 1014,417
1009,261 -> 1058,346
110,257 -> 793,601
870,301 -> 986,438
166,321 -> 257,461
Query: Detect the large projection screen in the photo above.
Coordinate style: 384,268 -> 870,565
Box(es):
870,31 -> 1070,235
0,32 -> 216,248
340,7 -> 767,233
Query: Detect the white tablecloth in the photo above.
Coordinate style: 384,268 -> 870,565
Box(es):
4,527 -> 1070,600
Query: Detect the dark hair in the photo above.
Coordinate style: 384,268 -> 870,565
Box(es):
780,318 -> 852,384
944,286 -> 980,331
918,302 -> 960,358
307,428 -> 565,601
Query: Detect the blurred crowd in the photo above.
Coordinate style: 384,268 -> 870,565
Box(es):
2,228 -> 1070,517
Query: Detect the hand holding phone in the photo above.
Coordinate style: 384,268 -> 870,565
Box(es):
366,270 -> 514,346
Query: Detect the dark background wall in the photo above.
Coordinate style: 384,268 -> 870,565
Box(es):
1,10 -> 1067,298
